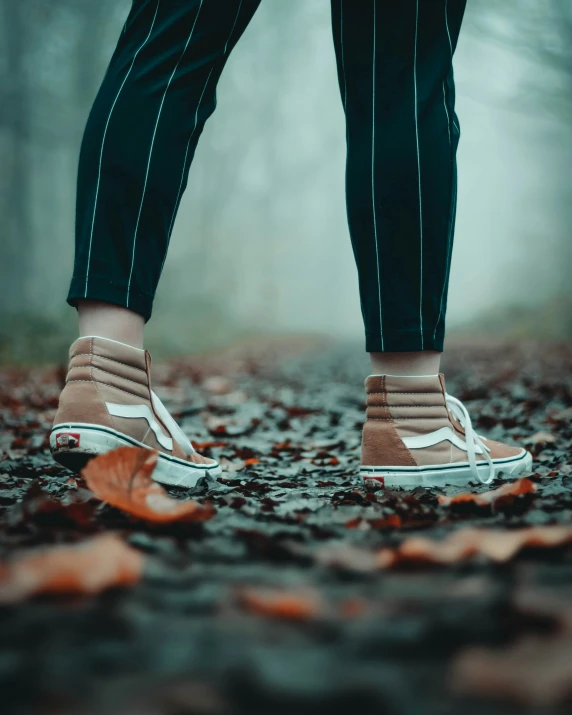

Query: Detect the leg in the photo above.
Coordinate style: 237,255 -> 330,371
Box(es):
78,300 -> 145,349
69,0 -> 261,332
52,0 -> 262,485
331,0 -> 465,368
332,2 -> 531,488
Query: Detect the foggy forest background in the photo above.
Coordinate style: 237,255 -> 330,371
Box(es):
0,0 -> 571,362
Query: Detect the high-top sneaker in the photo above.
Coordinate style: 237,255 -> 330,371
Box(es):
360,374 -> 532,488
50,336 -> 221,487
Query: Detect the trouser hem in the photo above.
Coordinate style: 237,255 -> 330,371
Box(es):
67,275 -> 153,322
365,330 -> 444,353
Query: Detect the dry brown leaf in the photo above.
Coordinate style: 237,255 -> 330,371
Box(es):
82,447 -> 215,523
369,514 -> 403,529
527,431 -> 556,445
339,597 -> 369,619
450,634 -> 572,706
450,585 -> 572,705
0,534 -> 143,603
378,525 -> 572,568
315,542 -> 379,572
239,588 -> 323,621
438,478 -> 536,508
202,375 -> 234,395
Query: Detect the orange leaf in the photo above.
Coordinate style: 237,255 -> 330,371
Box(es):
369,514 -> 402,529
438,478 -> 536,508
345,517 -> 364,529
0,534 -> 143,603
339,597 -> 368,619
378,525 -> 572,568
82,447 -> 215,523
239,588 -> 323,621
193,441 -> 227,450
244,458 -> 260,466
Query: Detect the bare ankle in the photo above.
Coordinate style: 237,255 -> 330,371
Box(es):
370,351 -> 442,376
77,300 -> 145,349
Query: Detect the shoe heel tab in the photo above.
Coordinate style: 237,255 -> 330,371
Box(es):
365,375 -> 385,393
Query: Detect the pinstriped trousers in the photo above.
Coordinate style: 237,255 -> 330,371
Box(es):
68,0 -> 466,352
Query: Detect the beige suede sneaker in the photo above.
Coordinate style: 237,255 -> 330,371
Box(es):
360,374 -> 532,488
50,336 -> 221,487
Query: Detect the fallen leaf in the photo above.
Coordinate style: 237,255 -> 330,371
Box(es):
193,441 -> 227,450
0,534 -> 143,603
438,478 -> 536,508
205,416 -> 260,437
378,525 -> 572,568
450,634 -> 572,706
527,431 -> 556,445
345,516 -> 366,529
315,542 -> 379,572
82,447 -> 215,523
449,583 -> 572,705
202,375 -> 234,395
369,514 -> 403,529
238,587 -> 323,621
339,597 -> 368,619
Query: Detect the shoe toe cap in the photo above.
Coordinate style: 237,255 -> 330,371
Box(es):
485,438 -> 530,461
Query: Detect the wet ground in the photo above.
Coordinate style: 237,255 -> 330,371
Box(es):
1,339 -> 572,715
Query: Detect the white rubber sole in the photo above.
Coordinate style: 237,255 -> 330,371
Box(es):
361,449 -> 532,488
50,423 -> 221,488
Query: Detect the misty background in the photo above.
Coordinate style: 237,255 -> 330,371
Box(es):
1,0 -> 571,362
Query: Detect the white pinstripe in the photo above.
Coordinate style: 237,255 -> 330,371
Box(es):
127,0 -> 205,306
443,0 -> 452,146
340,1 -> 347,113
371,1 -> 384,350
162,0 -> 244,276
445,0 -> 453,56
442,84 -> 451,147
414,0 -> 424,349
434,173 -> 457,341
434,0 -> 457,341
224,0 -> 243,55
84,0 -> 160,298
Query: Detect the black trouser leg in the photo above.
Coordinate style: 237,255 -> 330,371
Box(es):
331,0 -> 466,352
68,0 -> 261,320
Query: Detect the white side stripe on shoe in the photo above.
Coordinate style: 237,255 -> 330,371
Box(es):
402,427 -> 490,455
105,402 -> 173,451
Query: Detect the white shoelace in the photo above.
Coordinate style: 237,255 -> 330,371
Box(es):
445,394 -> 495,485
150,390 -> 196,456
